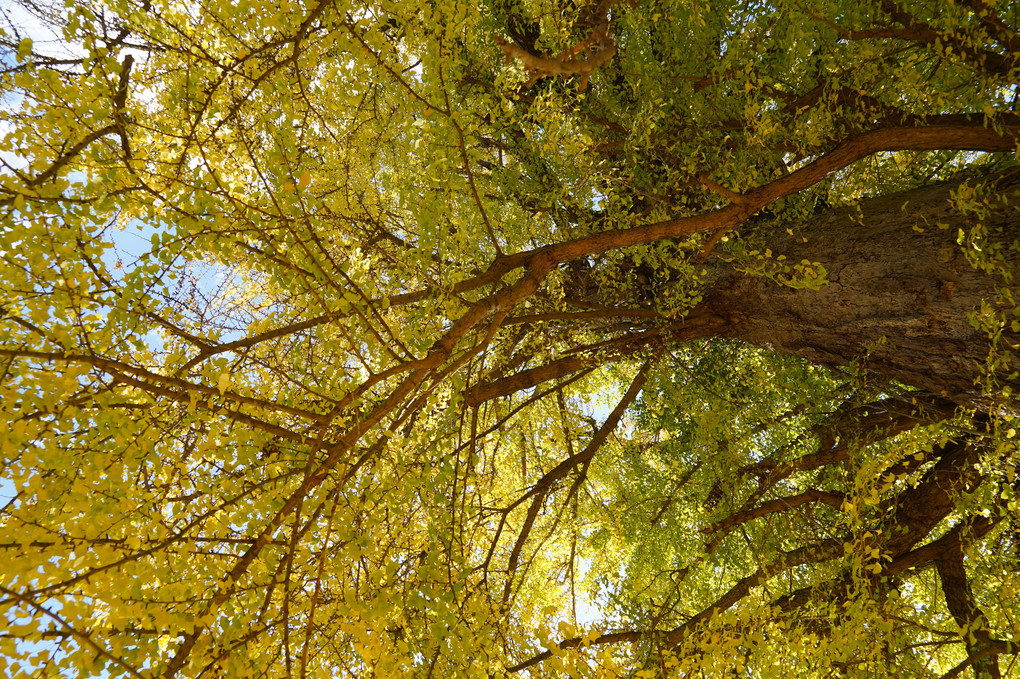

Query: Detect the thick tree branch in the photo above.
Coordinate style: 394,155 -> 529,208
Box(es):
389,121 -> 1017,314
937,540 -> 1002,679
703,488 -> 845,535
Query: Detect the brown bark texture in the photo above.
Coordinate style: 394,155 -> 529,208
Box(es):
700,173 -> 1020,402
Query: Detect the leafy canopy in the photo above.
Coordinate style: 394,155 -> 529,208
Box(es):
0,0 -> 1019,677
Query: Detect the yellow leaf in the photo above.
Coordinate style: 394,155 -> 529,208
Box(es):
299,170 -> 311,188
217,372 -> 231,395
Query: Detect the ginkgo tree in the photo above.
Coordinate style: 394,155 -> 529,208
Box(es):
1,0 -> 1019,677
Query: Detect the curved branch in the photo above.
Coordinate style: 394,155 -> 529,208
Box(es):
937,539 -> 1003,678
703,488 -> 845,535
466,311 -> 726,405
389,120 -> 1018,312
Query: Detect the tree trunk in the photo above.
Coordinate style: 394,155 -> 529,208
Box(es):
701,173 -> 1020,402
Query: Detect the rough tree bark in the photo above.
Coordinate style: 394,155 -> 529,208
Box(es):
701,172 -> 1020,402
